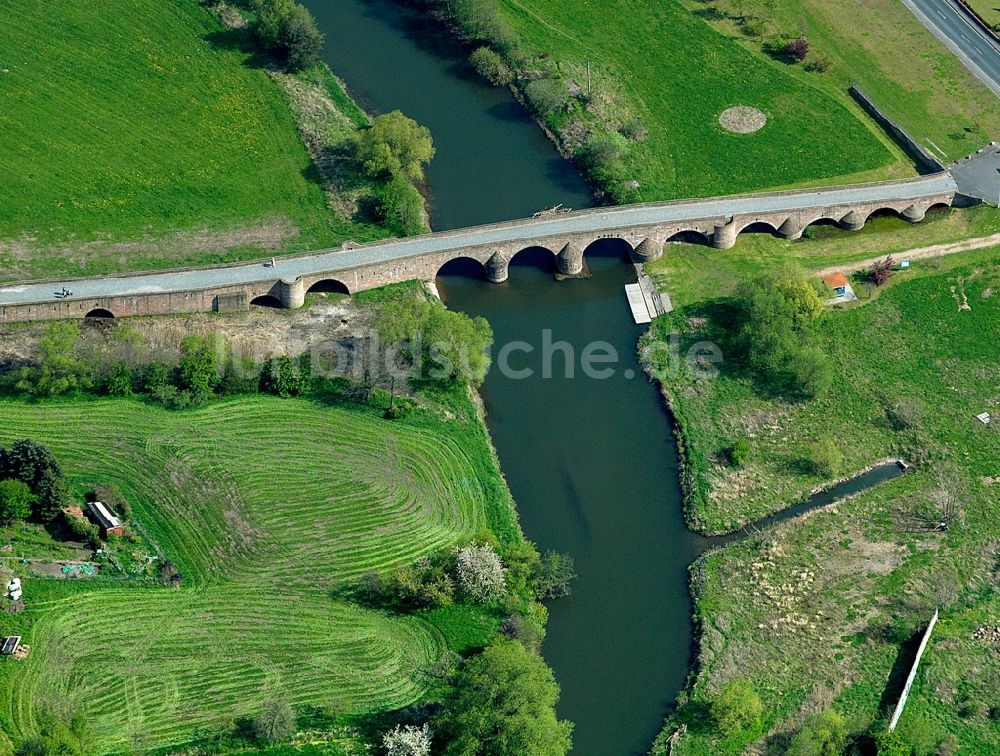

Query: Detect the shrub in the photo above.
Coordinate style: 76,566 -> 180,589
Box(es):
178,334 -> 222,399
807,437 -> 842,478
728,438 -> 751,467
376,176 -> 428,237
805,53 -> 832,73
383,723 -> 433,756
252,700 -> 295,744
91,483 -> 131,520
140,363 -> 172,393
65,511 -> 99,544
886,397 -> 921,430
455,543 -> 507,603
785,345 -> 833,399
784,36 -> 810,62
469,46 -> 512,86
873,728 -> 909,756
711,678 -> 762,735
500,613 -> 544,653
786,709 -> 847,756
259,355 -> 311,397
620,118 -> 648,141
104,360 -> 133,396
358,111 -> 435,182
869,256 -> 895,286
524,78 -> 568,114
159,559 -> 182,586
0,480 -> 34,525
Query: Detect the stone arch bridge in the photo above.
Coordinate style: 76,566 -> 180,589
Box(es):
0,173 -> 957,322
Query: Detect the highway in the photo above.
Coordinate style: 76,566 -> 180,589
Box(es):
903,0 -> 1000,97
0,173 -> 957,307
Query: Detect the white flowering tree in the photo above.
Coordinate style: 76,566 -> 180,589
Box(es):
383,723 -> 433,756
454,543 -> 506,603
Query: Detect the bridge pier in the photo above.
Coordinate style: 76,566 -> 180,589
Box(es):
902,204 -> 927,223
279,278 -> 305,309
777,217 -> 804,240
712,220 -> 737,249
556,242 -> 584,275
630,238 -> 663,263
485,251 -> 509,283
839,210 -> 866,231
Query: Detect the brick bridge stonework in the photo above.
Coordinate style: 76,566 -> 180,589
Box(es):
0,188 -> 955,323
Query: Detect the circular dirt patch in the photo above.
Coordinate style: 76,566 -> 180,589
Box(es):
719,106 -> 767,134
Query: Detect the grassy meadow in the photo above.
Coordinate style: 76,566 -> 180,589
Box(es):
0,394 -> 515,751
645,229 -> 1000,751
0,0 -> 388,282
679,0 -> 1000,163
497,0 -> 903,200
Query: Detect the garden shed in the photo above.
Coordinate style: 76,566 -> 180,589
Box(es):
86,501 -> 124,538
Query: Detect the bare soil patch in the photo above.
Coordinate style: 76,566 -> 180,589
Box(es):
719,106 -> 767,134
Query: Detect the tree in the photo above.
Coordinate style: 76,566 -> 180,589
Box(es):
531,550 -> 575,599
500,613 -> 544,653
786,709 -> 847,756
252,700 -> 295,743
375,298 -> 493,387
0,439 -> 65,522
455,543 -> 507,602
105,360 -> 133,396
434,641 -> 573,755
358,111 -> 435,182
869,256 -> 895,286
383,723 -> 433,756
251,0 -> 324,71
0,480 -> 34,525
711,678 -> 762,735
874,728 -> 909,756
376,176 -> 428,237
15,321 -> 90,396
469,47 -> 512,85
736,274 -> 832,399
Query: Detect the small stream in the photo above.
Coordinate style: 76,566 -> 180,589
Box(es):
307,3 -> 906,753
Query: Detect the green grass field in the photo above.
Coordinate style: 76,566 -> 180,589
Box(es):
498,0 -> 903,200
965,0 -> 1000,28
0,0 -> 388,281
646,238 -> 1000,751
680,0 -> 1000,163
0,395 -> 516,751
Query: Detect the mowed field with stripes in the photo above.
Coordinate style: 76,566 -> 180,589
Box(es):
0,396 -> 517,751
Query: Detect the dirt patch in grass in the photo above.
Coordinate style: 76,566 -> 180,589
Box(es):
719,105 -> 767,134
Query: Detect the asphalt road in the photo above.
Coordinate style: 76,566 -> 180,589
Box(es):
903,0 -> 1000,98
0,173 -> 957,307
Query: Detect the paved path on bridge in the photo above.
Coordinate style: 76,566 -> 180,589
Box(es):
0,174 -> 957,307
903,0 -> 1000,98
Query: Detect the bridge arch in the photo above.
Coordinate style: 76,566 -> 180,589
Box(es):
864,206 -> 906,224
85,308 -> 114,319
509,245 -> 556,272
665,229 -> 711,246
583,237 -> 633,259
250,294 -> 283,308
736,220 -> 779,236
307,278 -> 351,295
437,256 -> 486,280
